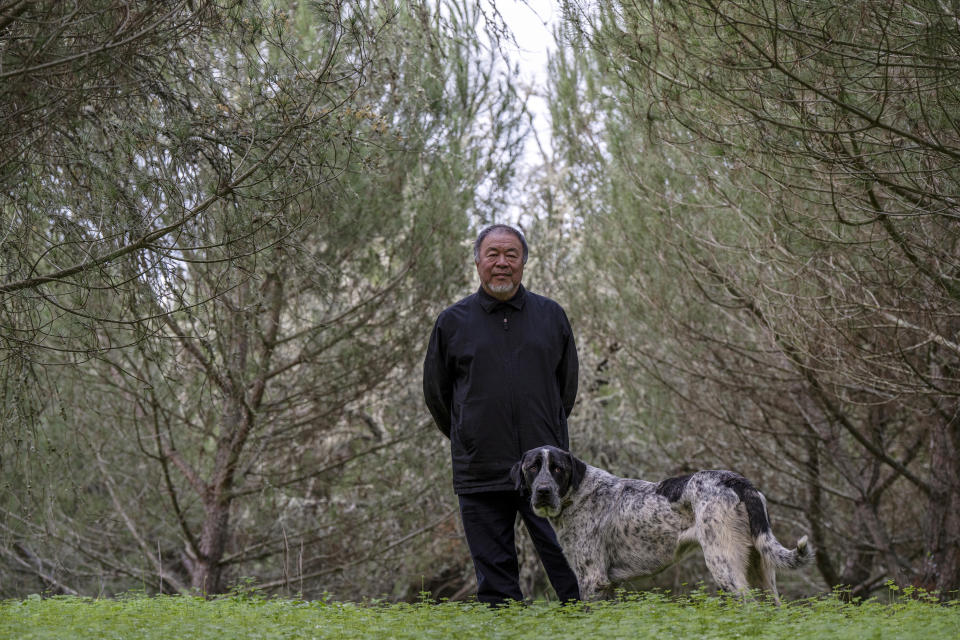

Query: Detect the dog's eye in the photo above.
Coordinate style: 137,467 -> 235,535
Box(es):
551,465 -> 562,475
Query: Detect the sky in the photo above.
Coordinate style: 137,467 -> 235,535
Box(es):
496,0 -> 559,160
498,0 -> 557,79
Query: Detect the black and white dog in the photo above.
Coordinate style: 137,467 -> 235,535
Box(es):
511,446 -> 812,602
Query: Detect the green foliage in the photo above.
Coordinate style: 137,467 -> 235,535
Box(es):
550,0 -> 960,596
1,590 -> 958,639
0,0 -> 524,600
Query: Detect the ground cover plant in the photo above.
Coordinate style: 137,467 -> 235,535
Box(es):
2,587 -> 957,640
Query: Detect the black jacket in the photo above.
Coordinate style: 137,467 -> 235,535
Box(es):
423,285 -> 578,494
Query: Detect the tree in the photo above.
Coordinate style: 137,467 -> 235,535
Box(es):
0,0 -> 525,597
1,1 -> 229,395
552,0 -> 960,596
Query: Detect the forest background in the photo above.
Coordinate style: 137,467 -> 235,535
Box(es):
1,0 -> 958,602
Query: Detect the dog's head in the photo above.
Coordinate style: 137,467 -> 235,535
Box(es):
510,446 -> 586,519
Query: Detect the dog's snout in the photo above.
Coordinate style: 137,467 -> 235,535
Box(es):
532,482 -> 556,505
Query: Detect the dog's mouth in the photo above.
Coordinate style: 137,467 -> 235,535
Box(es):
531,492 -> 562,519
532,504 -> 561,518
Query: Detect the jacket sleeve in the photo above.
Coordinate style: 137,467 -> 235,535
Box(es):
423,318 -> 453,438
556,308 -> 579,418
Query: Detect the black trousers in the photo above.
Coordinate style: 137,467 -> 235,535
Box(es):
458,491 -> 580,605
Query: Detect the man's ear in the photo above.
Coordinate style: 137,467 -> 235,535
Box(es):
510,459 -> 529,497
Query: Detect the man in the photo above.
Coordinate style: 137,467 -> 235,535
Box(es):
423,224 -> 580,605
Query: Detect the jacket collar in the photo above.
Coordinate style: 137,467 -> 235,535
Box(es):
478,284 -> 527,313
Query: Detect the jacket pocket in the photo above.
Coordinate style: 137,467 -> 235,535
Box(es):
450,401 -> 473,456
453,398 -> 515,464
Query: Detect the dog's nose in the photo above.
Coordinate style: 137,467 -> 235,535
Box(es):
535,487 -> 551,499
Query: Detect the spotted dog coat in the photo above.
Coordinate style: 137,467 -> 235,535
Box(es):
510,446 -> 813,602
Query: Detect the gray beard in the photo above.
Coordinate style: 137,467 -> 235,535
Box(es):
487,281 -> 515,294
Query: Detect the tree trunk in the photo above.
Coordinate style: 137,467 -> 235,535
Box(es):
190,499 -> 232,594
918,412 -> 960,597
185,389 -> 251,594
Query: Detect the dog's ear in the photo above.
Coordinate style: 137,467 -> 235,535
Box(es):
510,459 -> 528,496
567,451 -> 587,492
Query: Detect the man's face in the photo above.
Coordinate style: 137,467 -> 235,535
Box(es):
476,230 -> 524,301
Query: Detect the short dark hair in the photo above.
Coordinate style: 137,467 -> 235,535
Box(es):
473,224 -> 528,264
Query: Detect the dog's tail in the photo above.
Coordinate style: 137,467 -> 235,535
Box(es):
723,473 -> 814,570
757,532 -> 814,569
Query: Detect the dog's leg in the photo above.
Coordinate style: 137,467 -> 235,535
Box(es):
577,579 -> 599,601
747,547 -> 781,605
698,501 -> 752,599
567,549 -> 611,601
577,576 -> 613,601
702,544 -> 750,598
762,567 -> 781,606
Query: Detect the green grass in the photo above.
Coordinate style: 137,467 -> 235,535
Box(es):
1,589 -> 958,639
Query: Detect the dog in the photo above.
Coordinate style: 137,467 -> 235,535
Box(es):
510,446 -> 812,602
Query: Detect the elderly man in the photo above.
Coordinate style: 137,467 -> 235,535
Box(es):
423,224 -> 580,605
